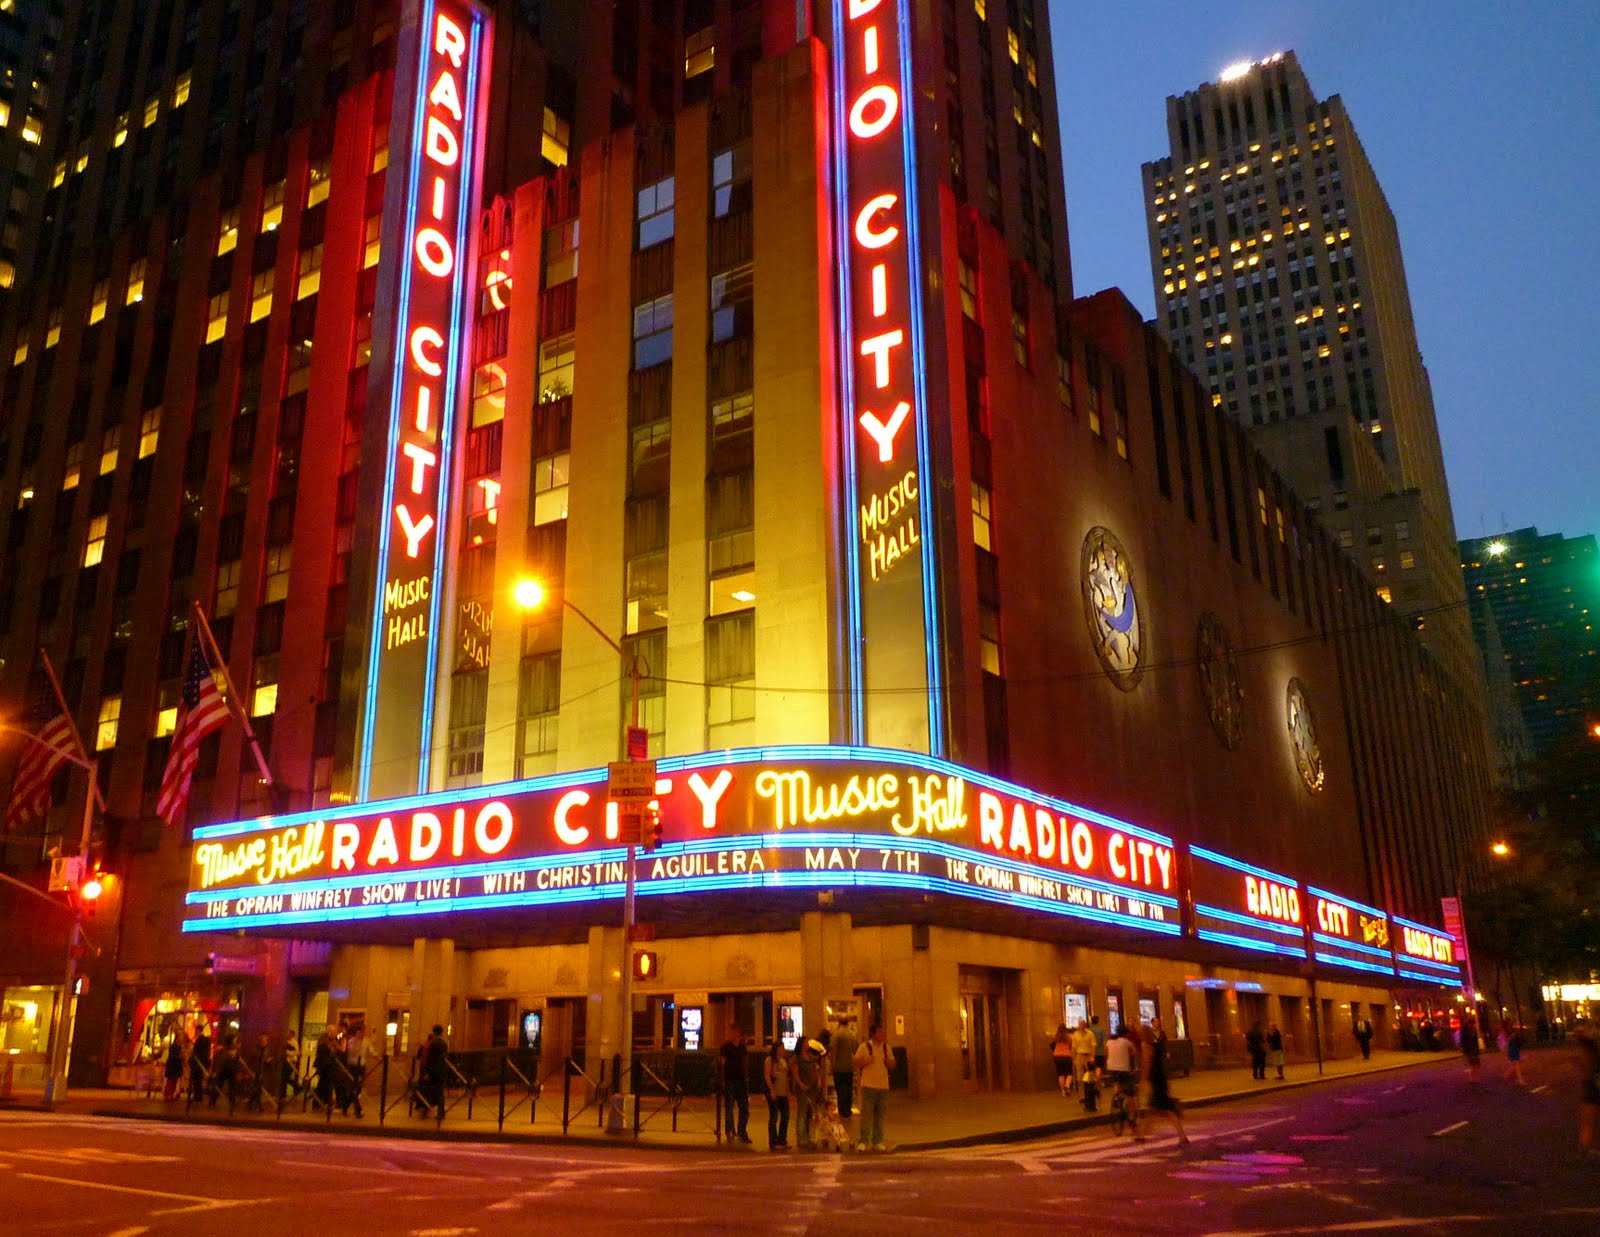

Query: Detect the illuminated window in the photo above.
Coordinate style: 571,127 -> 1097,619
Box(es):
215,559 -> 241,617
1257,488 -> 1270,527
978,603 -> 1001,675
1337,529 -> 1354,548
633,293 -> 674,368
306,159 -> 331,208
96,696 -> 121,751
113,113 -> 129,147
636,177 -> 675,249
52,160 -> 65,188
262,545 -> 291,604
1394,520 -> 1410,541
706,611 -> 756,734
99,427 -> 119,476
1056,352 -> 1072,413
371,140 -> 389,174
22,115 -> 42,144
544,217 -> 579,286
139,407 -> 161,458
88,279 -> 109,325
11,338 -> 26,366
1006,28 -> 1019,64
1370,556 -> 1386,574
710,391 -> 754,458
711,144 -> 751,218
1375,586 -> 1392,604
532,451 -> 570,526
205,291 -> 229,343
684,26 -> 715,79
971,482 -> 993,550
540,108 -> 570,168
84,515 -> 108,566
143,96 -> 159,127
710,264 -> 752,344
296,243 -> 323,299
252,680 -> 278,718
470,361 -> 506,428
363,215 -> 382,269
260,180 -> 286,233
217,208 -> 239,256
516,653 -> 561,778
45,308 -> 62,349
75,152 -> 88,174
0,261 -> 11,290
156,706 -> 177,738
973,0 -> 986,18
172,72 -> 191,108
125,258 -> 146,304
1399,550 -> 1416,571
1275,507 -> 1286,544
1011,309 -> 1030,369
958,260 -> 978,320
538,334 -> 574,403
62,443 -> 82,491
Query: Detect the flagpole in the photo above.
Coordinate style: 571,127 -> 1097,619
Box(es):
36,648 -> 97,1112
189,601 -> 276,793
38,649 -> 106,815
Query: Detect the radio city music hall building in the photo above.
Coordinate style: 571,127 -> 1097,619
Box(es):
0,0 -> 1488,1095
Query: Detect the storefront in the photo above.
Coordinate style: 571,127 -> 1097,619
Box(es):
176,744 -> 1464,1097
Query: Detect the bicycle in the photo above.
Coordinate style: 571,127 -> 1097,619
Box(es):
1108,1077 -> 1140,1137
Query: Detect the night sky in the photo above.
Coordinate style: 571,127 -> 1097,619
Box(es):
1049,1 -> 1597,544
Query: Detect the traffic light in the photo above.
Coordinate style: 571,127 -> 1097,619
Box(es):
77,870 -> 105,917
642,807 -> 664,853
632,950 -> 658,981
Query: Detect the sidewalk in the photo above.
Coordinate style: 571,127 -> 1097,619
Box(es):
2,1050 -> 1453,1152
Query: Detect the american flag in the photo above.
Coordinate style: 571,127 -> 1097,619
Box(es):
156,640 -> 231,828
3,691 -> 77,832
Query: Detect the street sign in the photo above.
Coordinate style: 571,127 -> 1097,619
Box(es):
626,727 -> 649,760
607,760 -> 658,801
48,855 -> 83,892
629,922 -> 656,942
615,815 -> 643,845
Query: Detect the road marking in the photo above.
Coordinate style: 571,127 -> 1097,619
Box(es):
3,1147 -> 185,1165
1204,1207 -> 1600,1236
1289,1134 -> 1346,1142
1530,1085 -> 1548,1094
13,1169 -> 265,1210
106,1228 -> 150,1237
274,1157 -> 507,1181
1429,1120 -> 1468,1138
486,1176 -> 577,1211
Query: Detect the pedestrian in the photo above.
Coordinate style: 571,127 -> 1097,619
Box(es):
1071,1020 -> 1097,1109
1090,1014 -> 1107,1076
1574,1020 -> 1598,1157
1354,1014 -> 1374,1060
795,1039 -> 826,1150
211,1033 -> 240,1108
764,1040 -> 793,1150
282,1028 -> 302,1097
1104,1023 -> 1140,1137
1459,1013 -> 1482,1082
1505,1023 -> 1526,1086
163,1030 -> 186,1102
720,1026 -> 752,1144
1267,1023 -> 1285,1080
313,1025 -> 340,1109
1051,1022 -> 1075,1097
1246,1022 -> 1266,1080
853,1022 -> 896,1152
830,1016 -> 858,1120
418,1023 -> 449,1115
342,1022 -> 369,1116
1141,1018 -> 1190,1148
188,1019 -> 213,1103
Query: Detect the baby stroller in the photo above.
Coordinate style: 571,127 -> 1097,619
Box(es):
1079,1066 -> 1100,1113
813,1097 -> 852,1152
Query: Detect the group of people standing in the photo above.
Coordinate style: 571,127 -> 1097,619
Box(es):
1244,1022 -> 1287,1081
720,1018 -> 896,1152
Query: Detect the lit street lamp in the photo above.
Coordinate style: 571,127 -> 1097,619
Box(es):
512,577 -> 650,1131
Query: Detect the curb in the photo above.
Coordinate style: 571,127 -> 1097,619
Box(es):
12,1054 -> 1457,1155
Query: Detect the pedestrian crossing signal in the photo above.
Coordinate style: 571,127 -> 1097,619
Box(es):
632,950 -> 658,981
642,807 -> 663,852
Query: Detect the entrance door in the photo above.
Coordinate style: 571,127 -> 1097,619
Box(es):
958,968 -> 1010,1091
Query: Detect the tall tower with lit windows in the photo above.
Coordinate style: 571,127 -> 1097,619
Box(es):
1140,51 -> 1483,700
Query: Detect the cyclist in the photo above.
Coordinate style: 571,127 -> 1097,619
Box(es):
1104,1023 -> 1141,1138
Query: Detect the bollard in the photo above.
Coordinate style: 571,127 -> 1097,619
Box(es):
498,1068 -> 507,1133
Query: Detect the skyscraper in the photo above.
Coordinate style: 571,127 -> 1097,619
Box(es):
0,0 -> 61,299
1,3 -> 1480,1096
1140,52 -> 1480,699
1461,527 -> 1600,756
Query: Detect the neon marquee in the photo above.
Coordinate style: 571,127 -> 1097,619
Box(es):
831,0 -> 943,751
358,0 -> 492,798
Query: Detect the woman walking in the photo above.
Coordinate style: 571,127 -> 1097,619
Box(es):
763,1040 -> 793,1150
1142,1017 -> 1190,1148
1051,1023 -> 1075,1097
1267,1023 -> 1285,1080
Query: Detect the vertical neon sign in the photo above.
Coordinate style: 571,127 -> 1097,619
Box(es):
831,0 -> 944,754
358,0 -> 492,800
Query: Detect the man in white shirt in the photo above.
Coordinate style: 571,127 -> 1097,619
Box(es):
1104,1025 -> 1140,1134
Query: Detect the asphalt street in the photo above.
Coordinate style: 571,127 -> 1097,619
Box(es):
1,1049 -> 1595,1236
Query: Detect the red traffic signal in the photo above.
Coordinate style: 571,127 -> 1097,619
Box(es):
632,950 -> 658,981
78,871 -> 106,916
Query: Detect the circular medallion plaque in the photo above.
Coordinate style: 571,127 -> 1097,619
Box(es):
1196,611 -> 1244,749
1080,526 -> 1144,691
1285,677 -> 1325,792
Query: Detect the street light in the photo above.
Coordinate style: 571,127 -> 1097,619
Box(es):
512,577 -> 649,1129
1490,840 -> 1510,858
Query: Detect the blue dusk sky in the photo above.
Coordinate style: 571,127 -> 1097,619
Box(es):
1049,1 -> 1598,543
